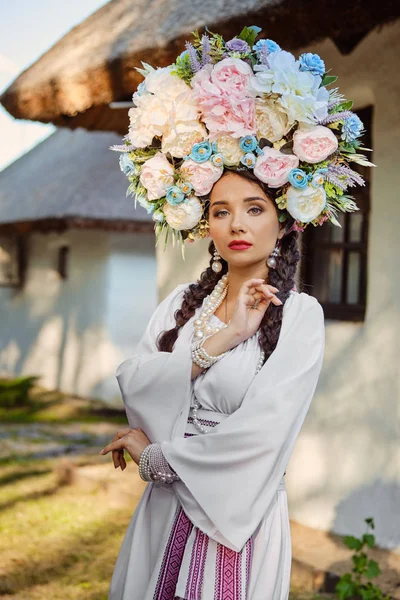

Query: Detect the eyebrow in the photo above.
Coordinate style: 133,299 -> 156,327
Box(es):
210,196 -> 267,208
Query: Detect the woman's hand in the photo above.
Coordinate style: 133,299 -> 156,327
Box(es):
98,428 -> 151,470
227,278 -> 282,344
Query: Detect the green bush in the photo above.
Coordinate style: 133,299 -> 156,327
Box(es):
0,376 -> 39,408
336,517 -> 391,600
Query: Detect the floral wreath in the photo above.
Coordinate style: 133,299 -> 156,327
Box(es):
111,26 -> 375,254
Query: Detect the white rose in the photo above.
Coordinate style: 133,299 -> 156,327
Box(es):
139,153 -> 174,200
286,184 -> 327,223
214,136 -> 244,166
128,71 -> 199,147
128,94 -> 168,147
163,196 -> 203,230
161,121 -> 207,158
255,99 -> 290,142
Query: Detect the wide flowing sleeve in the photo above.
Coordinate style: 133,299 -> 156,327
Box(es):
161,291 -> 325,552
115,282 -> 193,444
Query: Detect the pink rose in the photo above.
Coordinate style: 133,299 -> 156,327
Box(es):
211,58 -> 255,95
293,125 -> 338,164
191,61 -> 256,140
179,159 -> 223,196
139,153 -> 174,200
254,148 -> 299,188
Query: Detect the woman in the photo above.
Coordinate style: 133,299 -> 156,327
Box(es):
102,26 -> 372,600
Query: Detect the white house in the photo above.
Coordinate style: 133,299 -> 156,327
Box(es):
0,128 -> 157,404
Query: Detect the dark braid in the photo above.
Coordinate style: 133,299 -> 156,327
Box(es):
157,169 -> 301,365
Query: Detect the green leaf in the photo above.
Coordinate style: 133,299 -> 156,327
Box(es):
336,574 -> 357,600
329,214 -> 342,227
321,75 -> 338,87
278,212 -> 288,222
363,534 -> 376,549
341,100 -> 354,111
365,517 -> 375,529
237,25 -> 262,47
365,560 -> 381,579
344,535 -> 363,551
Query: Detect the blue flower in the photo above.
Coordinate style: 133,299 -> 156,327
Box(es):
311,172 -> 326,188
166,186 -> 185,206
189,141 -> 212,163
177,181 -> 193,195
288,168 -> 309,189
341,114 -> 364,143
240,153 -> 257,168
240,135 -> 258,153
299,53 -> 326,77
253,39 -> 281,58
119,153 -> 139,177
211,153 -> 224,167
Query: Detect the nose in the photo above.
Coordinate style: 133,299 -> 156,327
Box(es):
230,212 -> 247,234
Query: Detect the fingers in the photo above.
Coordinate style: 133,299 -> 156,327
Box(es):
254,284 -> 282,305
99,438 -> 125,455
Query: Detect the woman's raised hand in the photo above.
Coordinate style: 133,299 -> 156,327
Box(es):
226,278 -> 282,344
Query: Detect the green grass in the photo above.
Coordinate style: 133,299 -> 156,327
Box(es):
0,386 -> 127,425
0,453 -> 146,599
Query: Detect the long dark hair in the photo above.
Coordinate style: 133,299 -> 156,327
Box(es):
157,169 -> 301,365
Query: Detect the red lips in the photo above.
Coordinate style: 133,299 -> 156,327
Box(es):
228,240 -> 253,250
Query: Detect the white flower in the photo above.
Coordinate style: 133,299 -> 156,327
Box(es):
128,69 -> 200,148
163,196 -> 203,230
139,153 -> 174,200
161,121 -> 207,158
251,50 -> 329,125
214,136 -> 244,166
286,184 -> 327,222
255,99 -> 290,142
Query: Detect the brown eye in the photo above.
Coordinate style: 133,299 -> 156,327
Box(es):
249,206 -> 263,214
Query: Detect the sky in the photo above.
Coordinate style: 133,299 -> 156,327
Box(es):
0,0 -> 110,172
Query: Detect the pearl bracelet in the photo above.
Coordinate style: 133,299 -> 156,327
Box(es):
191,336 -> 230,369
139,443 -> 180,484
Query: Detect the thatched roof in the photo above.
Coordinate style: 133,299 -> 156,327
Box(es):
0,128 -> 153,234
1,0 -> 399,131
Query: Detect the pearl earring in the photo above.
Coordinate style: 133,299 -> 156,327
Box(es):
267,241 -> 281,269
212,249 -> 222,273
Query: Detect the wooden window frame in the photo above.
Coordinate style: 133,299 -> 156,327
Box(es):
299,105 -> 373,322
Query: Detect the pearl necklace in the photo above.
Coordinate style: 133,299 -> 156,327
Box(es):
192,273 -> 229,341
191,272 -> 266,434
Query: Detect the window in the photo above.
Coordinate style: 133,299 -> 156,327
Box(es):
0,234 -> 26,288
57,246 -> 69,280
300,106 -> 373,321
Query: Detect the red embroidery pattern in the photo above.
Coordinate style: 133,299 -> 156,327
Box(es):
185,528 -> 209,599
214,543 -> 242,600
154,506 -> 193,600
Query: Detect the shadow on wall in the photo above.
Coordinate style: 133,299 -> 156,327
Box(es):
0,232 -> 123,402
331,479 -> 400,551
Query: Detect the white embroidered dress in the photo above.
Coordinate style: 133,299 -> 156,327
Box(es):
108,283 -> 325,600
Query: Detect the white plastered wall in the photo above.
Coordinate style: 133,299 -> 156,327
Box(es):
0,228 -> 157,405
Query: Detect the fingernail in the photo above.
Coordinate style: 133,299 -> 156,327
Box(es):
98,449 -> 104,454
278,299 -> 283,305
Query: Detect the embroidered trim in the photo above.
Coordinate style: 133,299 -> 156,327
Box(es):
245,537 -> 254,599
154,506 -> 193,600
214,543 -> 242,600
185,528 -> 209,599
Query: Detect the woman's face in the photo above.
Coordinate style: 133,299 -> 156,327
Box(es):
208,172 -> 285,267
